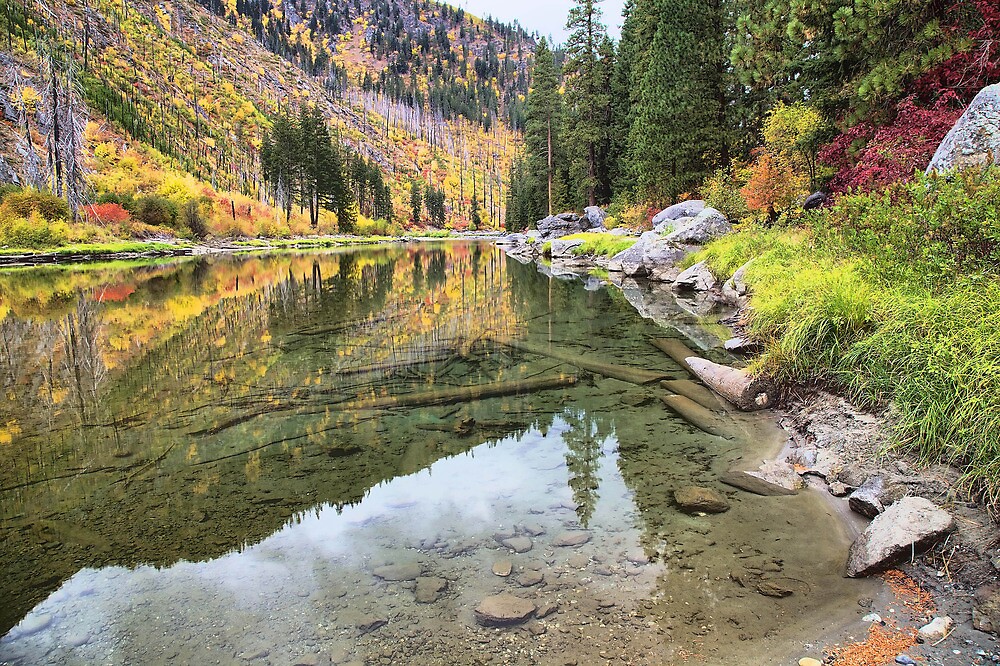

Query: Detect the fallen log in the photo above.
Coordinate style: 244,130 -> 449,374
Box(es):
495,338 -> 669,385
340,374 -> 578,411
660,394 -> 733,438
652,338 -> 779,411
686,357 -> 779,411
650,338 -> 698,375
661,379 -> 730,412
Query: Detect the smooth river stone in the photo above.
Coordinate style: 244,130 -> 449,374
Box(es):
415,577 -> 447,603
373,563 -> 421,581
552,531 -> 591,547
503,536 -> 533,553
492,560 -> 513,577
516,571 -> 544,587
474,594 -> 535,626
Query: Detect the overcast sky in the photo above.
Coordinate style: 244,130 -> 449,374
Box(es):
451,0 -> 628,44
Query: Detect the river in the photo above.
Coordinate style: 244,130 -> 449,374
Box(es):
0,243 -> 875,665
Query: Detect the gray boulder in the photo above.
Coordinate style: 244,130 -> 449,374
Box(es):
548,238 -> 585,259
673,260 -> 717,291
848,476 -> 886,518
643,239 -> 687,282
721,259 -> 754,305
609,227 -> 632,237
654,215 -> 693,235
665,208 -> 733,245
583,206 -> 607,230
537,213 -> 585,239
608,231 -> 659,276
496,233 -> 526,246
846,497 -> 955,577
652,200 -> 705,228
926,83 -> 1000,174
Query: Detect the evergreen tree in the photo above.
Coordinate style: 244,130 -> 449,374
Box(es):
523,38 -> 565,219
625,0 -> 723,204
563,0 -> 610,207
410,180 -> 423,224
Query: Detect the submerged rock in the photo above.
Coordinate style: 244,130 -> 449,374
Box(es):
492,560 -> 513,577
503,536 -> 533,553
415,576 -> 447,604
747,461 -> 803,492
474,593 -> 535,626
552,531 -> 592,547
846,497 -> 955,577
373,563 -> 422,581
720,470 -> 798,497
926,83 -> 1000,174
674,486 -> 730,514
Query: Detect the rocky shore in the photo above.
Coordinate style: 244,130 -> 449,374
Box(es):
496,203 -> 1000,665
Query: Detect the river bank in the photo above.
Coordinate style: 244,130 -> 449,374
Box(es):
498,233 -> 1000,665
0,233 -> 500,267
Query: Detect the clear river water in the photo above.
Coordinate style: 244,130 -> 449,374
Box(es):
0,243 -> 876,665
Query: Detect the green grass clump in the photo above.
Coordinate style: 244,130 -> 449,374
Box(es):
560,232 -> 637,258
688,167 -> 1000,508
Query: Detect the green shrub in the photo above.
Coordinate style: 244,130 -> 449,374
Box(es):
0,184 -> 21,203
130,195 -> 179,228
703,166 -> 751,222
559,232 -> 636,258
181,199 -> 208,239
0,210 -> 68,248
0,189 -> 70,221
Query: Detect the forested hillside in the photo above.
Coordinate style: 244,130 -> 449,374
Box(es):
507,0 -> 1000,229
0,0 -> 532,244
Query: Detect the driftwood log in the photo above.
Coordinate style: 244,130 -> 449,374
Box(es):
652,338 -> 778,411
685,358 -> 778,411
660,395 -> 733,438
661,379 -> 729,412
340,373 -> 578,411
495,338 -> 669,385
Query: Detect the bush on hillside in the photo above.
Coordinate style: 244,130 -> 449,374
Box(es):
0,189 -> 71,222
130,195 -> 178,228
0,184 -> 21,203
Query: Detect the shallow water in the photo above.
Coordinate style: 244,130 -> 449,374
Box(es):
0,243 -> 875,665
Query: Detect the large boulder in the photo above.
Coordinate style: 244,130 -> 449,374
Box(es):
548,238 -> 585,259
846,497 -> 955,577
665,208 -> 733,245
583,206 -> 607,230
926,83 -> 1000,174
652,200 -> 705,228
803,192 -> 828,210
643,239 -> 687,282
537,213 -> 585,239
973,585 -> 1000,634
608,231 -> 659,276
673,260 -> 717,291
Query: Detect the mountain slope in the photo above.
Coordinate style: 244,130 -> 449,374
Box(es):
0,0 -> 532,229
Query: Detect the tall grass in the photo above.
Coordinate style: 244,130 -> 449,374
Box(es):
559,232 -> 637,258
688,168 -> 1000,508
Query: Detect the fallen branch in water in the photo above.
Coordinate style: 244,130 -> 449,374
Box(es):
652,338 -> 778,411
661,379 -> 729,412
660,394 -> 734,438
494,338 -> 668,385
339,374 -> 578,410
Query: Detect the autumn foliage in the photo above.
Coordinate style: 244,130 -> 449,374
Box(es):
83,203 -> 131,225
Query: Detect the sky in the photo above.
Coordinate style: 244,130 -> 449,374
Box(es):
452,0 -> 628,44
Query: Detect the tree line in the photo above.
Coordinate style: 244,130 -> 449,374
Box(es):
507,0 -> 999,230
261,106 -> 392,231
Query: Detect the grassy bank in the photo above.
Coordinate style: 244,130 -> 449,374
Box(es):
687,169 -> 1000,507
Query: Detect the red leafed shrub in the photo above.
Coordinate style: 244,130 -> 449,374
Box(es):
819,97 -> 962,194
912,0 -> 1000,104
84,203 -> 131,225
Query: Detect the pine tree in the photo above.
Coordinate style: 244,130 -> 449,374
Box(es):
563,0 -> 610,207
625,0 -> 723,204
523,38 -> 564,219
410,180 -> 423,224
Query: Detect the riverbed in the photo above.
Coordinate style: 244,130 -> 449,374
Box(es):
0,243 -> 877,665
